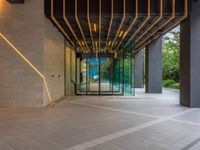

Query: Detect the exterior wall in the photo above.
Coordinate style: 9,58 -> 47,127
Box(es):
65,44 -> 71,96
71,49 -> 76,95
0,0 -> 65,107
65,43 -> 76,96
43,19 -> 65,106
0,37 -> 43,107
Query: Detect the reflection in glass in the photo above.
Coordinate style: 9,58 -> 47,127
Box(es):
76,42 -> 135,95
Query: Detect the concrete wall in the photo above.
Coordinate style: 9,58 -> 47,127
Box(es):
65,43 -> 76,96
43,19 -> 65,106
0,0 -> 65,107
65,44 -> 71,95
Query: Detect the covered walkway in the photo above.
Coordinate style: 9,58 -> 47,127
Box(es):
1,88 -> 200,150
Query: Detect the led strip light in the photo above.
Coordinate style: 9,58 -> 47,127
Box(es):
87,0 -> 95,53
75,0 -> 90,53
0,33 -> 52,104
135,0 -> 163,44
108,0 -> 126,53
114,0 -> 138,52
136,0 -> 175,50
63,0 -> 82,52
137,0 -> 187,51
124,0 -> 151,48
162,0 -> 188,35
51,0 -> 76,49
103,0 -> 114,53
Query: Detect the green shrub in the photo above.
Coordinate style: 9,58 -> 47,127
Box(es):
171,83 -> 180,89
163,79 -> 176,87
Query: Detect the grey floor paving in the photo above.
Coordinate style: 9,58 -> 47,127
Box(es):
0,88 -> 200,150
65,89 -> 188,117
175,109 -> 200,123
86,120 -> 200,150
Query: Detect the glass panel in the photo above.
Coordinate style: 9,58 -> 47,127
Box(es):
78,58 -> 87,95
123,43 -> 135,96
113,58 -> 123,95
88,58 -> 99,95
100,57 -> 113,95
75,51 -> 135,96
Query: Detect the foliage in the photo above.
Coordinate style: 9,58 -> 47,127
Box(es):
163,79 -> 180,89
163,79 -> 175,87
162,30 -> 180,89
171,83 -> 180,89
100,59 -> 112,81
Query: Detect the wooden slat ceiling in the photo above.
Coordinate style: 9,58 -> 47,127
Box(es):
45,0 -> 188,54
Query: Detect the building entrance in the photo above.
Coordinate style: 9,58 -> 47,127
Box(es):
75,48 -> 134,96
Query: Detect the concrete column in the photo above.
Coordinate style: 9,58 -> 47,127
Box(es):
180,1 -> 200,107
134,49 -> 144,88
145,37 -> 162,93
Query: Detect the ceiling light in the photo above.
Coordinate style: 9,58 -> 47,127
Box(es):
81,41 -> 85,46
94,23 -> 97,32
119,31 -> 123,37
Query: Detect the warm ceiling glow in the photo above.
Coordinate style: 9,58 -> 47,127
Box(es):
0,0 -> 4,14
81,41 -> 85,46
94,23 -> 97,32
119,31 -> 124,37
123,32 -> 128,38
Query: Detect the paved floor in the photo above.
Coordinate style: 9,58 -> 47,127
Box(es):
1,88 -> 200,150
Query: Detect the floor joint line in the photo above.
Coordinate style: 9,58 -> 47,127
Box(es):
68,101 -> 162,118
65,103 -> 197,150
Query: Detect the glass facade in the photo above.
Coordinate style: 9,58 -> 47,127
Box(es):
73,44 -> 134,96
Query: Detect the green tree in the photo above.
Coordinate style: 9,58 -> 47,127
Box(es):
162,31 -> 180,83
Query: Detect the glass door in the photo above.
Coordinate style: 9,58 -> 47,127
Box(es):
100,57 -> 113,95
88,58 -> 100,95
76,52 -> 135,96
77,58 -> 87,95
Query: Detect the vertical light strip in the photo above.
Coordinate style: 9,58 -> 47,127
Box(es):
109,0 -> 126,53
87,0 -> 95,53
124,0 -> 151,48
104,0 -> 113,52
51,0 -> 76,49
43,79 -> 52,104
99,0 -> 101,53
136,0 -> 175,49
63,0 -> 82,52
114,0 -> 138,52
135,0 -> 163,43
75,0 -> 90,53
0,33 -> 52,103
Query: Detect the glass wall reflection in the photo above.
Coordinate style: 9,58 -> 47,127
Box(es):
75,45 -> 134,96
